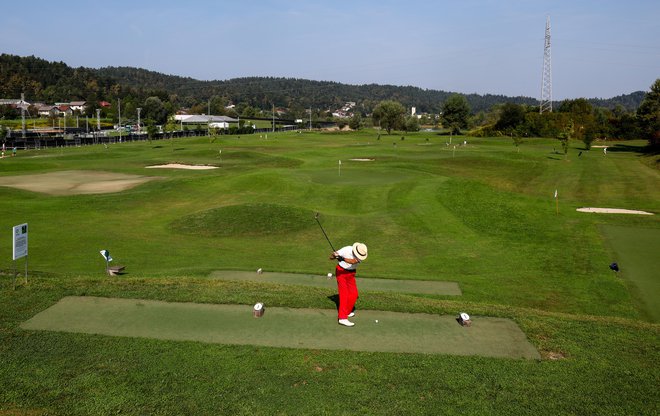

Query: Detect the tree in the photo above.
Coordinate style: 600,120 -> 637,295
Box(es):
557,120 -> 574,160
495,103 -> 526,134
511,132 -> 524,152
441,94 -> 470,134
348,112 -> 362,130
404,115 -> 420,132
637,78 -> 660,148
145,120 -> 158,142
240,105 -> 258,118
558,98 -> 592,116
143,96 -> 168,125
372,100 -> 406,134
209,95 -> 227,116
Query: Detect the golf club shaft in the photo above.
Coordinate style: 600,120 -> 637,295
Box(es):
315,215 -> 336,252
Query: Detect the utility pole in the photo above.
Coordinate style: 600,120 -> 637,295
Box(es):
118,99 -> 122,142
309,107 -> 312,130
137,107 -> 142,133
272,103 -> 275,133
540,15 -> 552,113
96,108 -> 101,131
21,93 -> 26,139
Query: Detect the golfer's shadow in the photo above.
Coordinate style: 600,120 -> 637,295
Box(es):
327,294 -> 340,311
326,294 -> 358,314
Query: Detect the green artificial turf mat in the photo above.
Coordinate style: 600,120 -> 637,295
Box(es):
21,296 -> 538,359
209,270 -> 462,295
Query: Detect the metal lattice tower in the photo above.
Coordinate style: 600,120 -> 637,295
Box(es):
540,16 -> 552,113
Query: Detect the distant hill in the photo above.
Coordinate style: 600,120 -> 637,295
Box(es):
0,54 -> 646,113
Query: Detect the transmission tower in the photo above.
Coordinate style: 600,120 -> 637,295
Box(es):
540,15 -> 552,113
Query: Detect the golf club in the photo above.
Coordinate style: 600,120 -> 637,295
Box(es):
314,212 -> 337,252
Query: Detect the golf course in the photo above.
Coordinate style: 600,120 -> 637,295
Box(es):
0,130 -> 658,415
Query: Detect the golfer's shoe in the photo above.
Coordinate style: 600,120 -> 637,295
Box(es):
348,312 -> 355,318
338,319 -> 355,327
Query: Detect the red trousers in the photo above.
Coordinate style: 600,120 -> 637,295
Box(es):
335,265 -> 359,319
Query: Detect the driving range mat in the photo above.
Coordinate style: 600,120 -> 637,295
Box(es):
209,270 -> 462,296
21,296 -> 538,359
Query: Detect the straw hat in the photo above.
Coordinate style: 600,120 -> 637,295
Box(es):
352,242 -> 368,260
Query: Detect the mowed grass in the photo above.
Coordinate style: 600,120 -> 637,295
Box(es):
0,131 -> 658,415
601,225 -> 660,321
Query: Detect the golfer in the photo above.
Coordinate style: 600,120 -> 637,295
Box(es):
330,242 -> 368,327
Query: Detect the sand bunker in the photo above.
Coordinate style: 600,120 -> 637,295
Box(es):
146,163 -> 218,170
0,170 -> 156,196
349,158 -> 375,162
577,207 -> 654,215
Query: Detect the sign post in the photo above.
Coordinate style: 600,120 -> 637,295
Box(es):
12,223 -> 28,289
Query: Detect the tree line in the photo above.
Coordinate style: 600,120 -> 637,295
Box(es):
0,54 -> 656,148
373,83 -> 658,149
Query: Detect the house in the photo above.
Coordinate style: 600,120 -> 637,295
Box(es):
332,102 -> 357,119
57,105 -> 73,117
38,105 -> 59,117
69,101 -> 87,113
0,98 -> 31,110
99,101 -> 112,108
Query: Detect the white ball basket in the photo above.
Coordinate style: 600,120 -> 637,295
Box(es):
458,312 -> 471,327
253,302 -> 265,318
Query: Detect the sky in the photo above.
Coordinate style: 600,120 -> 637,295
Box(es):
1,0 -> 658,100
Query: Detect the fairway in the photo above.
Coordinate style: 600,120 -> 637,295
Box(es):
601,225 -> 660,321
209,270 -> 462,295
21,296 -> 539,359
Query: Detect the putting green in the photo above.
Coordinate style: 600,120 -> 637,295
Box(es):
209,270 -> 462,296
21,297 -> 539,359
307,167 -> 417,185
601,225 -> 660,322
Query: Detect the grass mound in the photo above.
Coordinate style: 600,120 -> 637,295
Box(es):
171,203 -> 315,237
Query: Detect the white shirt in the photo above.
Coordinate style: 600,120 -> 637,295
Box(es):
336,245 -> 360,271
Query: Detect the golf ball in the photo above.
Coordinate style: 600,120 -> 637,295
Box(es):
375,320 -> 379,323
327,273 -> 333,278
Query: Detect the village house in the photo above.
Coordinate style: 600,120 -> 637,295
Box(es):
37,105 -> 59,117
69,101 -> 87,113
57,104 -> 73,117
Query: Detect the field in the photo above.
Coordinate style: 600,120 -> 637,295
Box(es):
0,130 -> 658,415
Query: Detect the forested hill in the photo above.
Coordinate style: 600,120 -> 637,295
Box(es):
0,54 -> 646,113
95,66 -> 540,113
